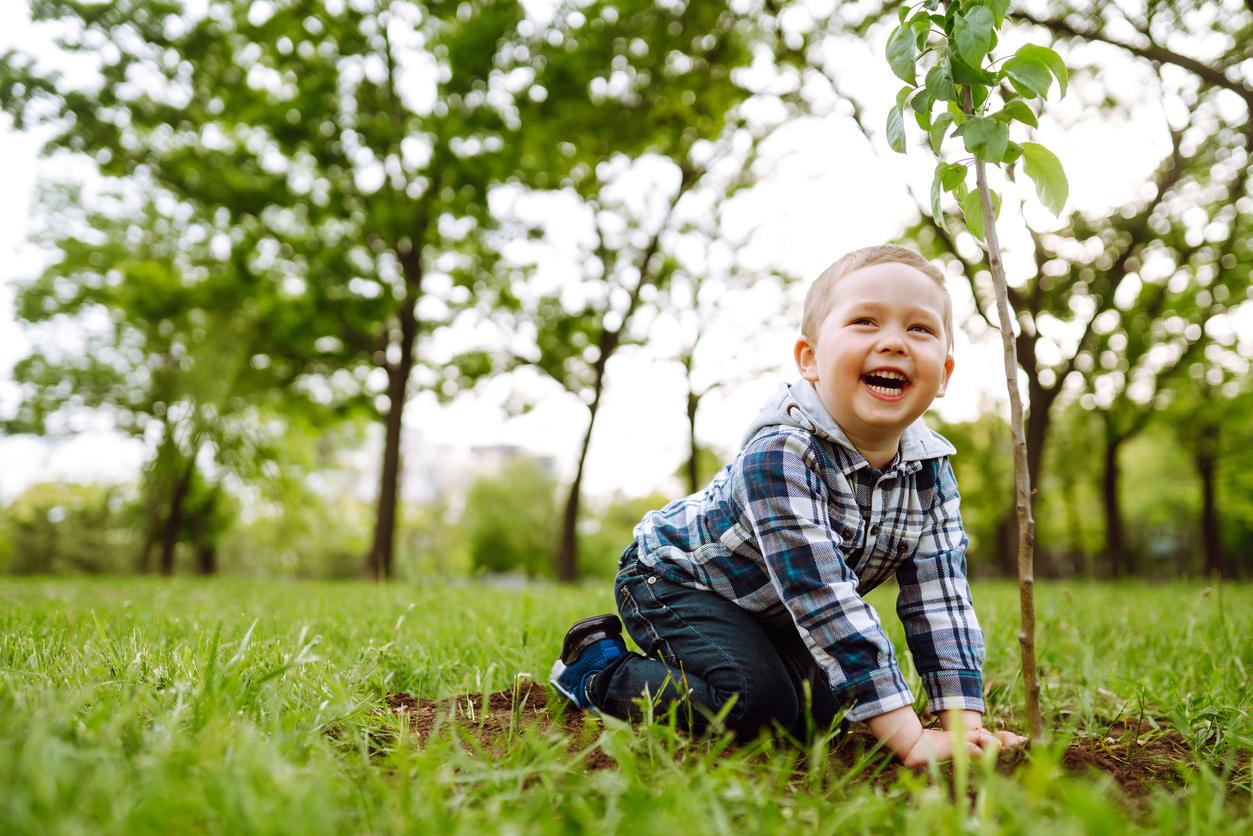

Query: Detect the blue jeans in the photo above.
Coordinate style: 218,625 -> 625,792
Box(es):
587,553 -> 845,739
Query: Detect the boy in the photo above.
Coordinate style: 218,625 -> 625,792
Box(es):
550,245 -> 1025,765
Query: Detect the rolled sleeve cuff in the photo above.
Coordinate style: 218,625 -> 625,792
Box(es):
921,669 -> 985,713
837,666 -> 916,722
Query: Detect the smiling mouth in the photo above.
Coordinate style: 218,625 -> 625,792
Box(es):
862,371 -> 910,397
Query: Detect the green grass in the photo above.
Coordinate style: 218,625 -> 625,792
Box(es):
0,577 -> 1249,834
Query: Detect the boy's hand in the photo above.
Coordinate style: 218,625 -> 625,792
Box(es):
868,706 -> 1028,767
901,728 -> 982,768
939,709 -> 1028,756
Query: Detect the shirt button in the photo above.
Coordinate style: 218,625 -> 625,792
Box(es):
869,525 -> 879,537
647,576 -> 658,585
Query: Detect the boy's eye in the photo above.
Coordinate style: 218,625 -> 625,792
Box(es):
852,317 -> 875,326
909,324 -> 935,335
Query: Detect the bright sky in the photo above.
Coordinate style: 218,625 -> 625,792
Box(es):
0,3 -> 1204,504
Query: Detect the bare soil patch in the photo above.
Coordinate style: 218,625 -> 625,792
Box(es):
1061,721 -> 1194,798
384,684 -> 1198,795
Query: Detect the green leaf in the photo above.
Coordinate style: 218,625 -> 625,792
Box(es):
1002,54 -> 1052,99
886,25 -> 917,85
994,99 -> 1038,127
925,59 -> 957,102
985,0 -> 1011,27
1003,141 -> 1023,165
948,46 -> 995,86
887,104 -> 906,153
940,162 -> 966,191
929,112 -> 953,153
959,188 -> 1001,241
931,164 -> 944,223
911,89 -> 933,130
953,6 -> 994,68
960,190 -> 985,240
897,85 -> 913,109
1018,44 -> 1068,96
910,14 -> 931,49
959,116 -> 1009,163
1021,141 -> 1069,213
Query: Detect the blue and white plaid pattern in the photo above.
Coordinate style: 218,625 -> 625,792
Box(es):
632,401 -> 985,722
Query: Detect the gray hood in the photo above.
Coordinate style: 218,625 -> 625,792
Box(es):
741,380 -> 956,462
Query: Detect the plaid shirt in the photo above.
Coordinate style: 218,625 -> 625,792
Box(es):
631,381 -> 985,722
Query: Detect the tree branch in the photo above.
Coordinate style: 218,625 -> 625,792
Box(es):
1016,11 -> 1253,109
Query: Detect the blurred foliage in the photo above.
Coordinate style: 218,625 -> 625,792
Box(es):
459,457 -> 558,578
0,483 -> 135,574
577,491 -> 672,580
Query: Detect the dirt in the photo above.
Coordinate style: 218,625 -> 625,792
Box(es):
386,680 -> 616,771
384,684 -> 1202,796
1061,720 -> 1194,798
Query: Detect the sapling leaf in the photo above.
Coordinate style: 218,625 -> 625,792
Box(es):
887,104 -> 906,152
959,188 -> 1001,241
1018,44 -> 1068,96
995,99 -> 1038,127
940,162 -> 966,191
960,116 -> 1009,163
1003,54 -> 1052,99
985,0 -> 1010,27
1004,141 -> 1023,164
925,59 -> 957,102
960,190 -> 984,240
886,25 -> 917,84
953,6 -> 994,67
1021,141 -> 1068,213
910,13 -> 931,49
911,90 -> 933,130
931,164 -> 944,222
929,112 -> 954,154
949,46 -> 995,85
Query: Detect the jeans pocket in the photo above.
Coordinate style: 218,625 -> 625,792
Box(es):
618,576 -> 672,661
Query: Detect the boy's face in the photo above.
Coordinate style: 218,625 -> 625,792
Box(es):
794,261 -> 954,453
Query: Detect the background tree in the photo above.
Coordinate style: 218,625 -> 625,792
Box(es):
658,196 -> 795,496
460,457 -> 558,578
0,0 -> 532,580
486,0 -> 788,581
1,186 -> 299,575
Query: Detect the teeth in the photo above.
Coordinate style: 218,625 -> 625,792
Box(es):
867,383 -> 902,396
869,370 -> 907,381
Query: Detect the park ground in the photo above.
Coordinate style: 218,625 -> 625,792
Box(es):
0,577 -> 1249,833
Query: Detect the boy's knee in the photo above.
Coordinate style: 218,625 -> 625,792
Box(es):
715,669 -> 799,737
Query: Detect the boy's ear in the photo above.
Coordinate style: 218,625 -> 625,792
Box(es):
936,354 -> 955,397
794,337 -> 819,382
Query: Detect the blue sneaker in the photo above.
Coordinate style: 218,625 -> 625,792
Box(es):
549,614 -> 626,710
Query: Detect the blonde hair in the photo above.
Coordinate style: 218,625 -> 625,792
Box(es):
802,244 -> 954,352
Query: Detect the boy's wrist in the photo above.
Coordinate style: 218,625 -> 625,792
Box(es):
865,705 -> 925,759
938,708 -> 984,733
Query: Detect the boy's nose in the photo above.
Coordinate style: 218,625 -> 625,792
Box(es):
876,330 -> 907,354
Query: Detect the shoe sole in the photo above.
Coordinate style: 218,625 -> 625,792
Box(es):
548,658 -> 578,703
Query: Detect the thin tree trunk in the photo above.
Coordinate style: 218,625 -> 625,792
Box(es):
557,402 -> 601,583
196,543 -> 217,575
366,295 -> 418,581
159,461 -> 194,577
1063,467 -> 1089,577
974,151 -> 1043,742
1196,452 -> 1224,578
1101,434 -> 1126,578
685,391 -> 700,495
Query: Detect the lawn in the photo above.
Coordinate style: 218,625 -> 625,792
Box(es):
0,577 -> 1248,833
